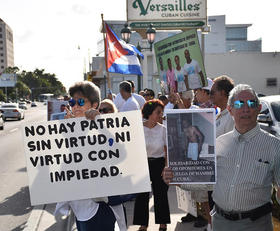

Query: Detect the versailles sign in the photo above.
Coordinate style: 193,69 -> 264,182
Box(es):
127,0 -> 207,29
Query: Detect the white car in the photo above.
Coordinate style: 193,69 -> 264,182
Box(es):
258,95 -> 280,137
0,103 -> 25,121
19,101 -> 28,110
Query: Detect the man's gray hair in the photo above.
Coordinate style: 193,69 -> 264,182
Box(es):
181,90 -> 194,101
228,84 -> 260,106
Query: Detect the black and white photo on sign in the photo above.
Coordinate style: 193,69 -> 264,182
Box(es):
165,109 -> 216,184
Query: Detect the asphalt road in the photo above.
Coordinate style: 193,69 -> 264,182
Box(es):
0,103 -> 46,231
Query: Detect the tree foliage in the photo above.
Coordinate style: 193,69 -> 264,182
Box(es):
0,66 -> 66,101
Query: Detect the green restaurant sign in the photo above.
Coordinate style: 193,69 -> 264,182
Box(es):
127,0 -> 207,29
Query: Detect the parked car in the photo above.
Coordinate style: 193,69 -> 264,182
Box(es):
0,111 -> 4,130
258,95 -> 280,137
19,101 -> 28,110
0,103 -> 25,121
31,101 -> 37,107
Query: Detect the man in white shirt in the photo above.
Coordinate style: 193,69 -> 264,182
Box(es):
114,81 -> 145,111
183,49 -> 206,89
210,75 -> 235,138
127,80 -> 145,109
119,81 -> 140,112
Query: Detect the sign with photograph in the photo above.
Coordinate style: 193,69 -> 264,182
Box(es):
166,109 -> 216,184
47,100 -> 68,121
0,73 -> 17,87
22,110 -> 151,205
154,29 -> 207,94
127,0 -> 207,29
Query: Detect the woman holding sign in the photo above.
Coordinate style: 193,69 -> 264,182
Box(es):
55,81 -> 120,231
133,99 -> 170,231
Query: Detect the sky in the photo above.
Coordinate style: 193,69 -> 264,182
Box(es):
1,0 -> 280,90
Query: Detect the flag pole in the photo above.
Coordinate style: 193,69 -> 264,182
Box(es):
101,13 -> 111,91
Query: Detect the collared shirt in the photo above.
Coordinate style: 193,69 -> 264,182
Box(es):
213,124 -> 280,212
216,108 -> 234,138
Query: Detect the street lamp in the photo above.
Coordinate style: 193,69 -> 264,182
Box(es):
146,24 -> 156,51
121,23 -> 156,51
121,23 -> 131,43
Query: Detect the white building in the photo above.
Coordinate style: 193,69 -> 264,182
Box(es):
0,18 -> 14,73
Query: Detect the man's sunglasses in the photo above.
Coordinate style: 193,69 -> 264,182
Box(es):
99,107 -> 112,114
68,98 -> 85,107
233,100 -> 258,109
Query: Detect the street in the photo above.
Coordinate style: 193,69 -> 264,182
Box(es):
0,103 -> 46,231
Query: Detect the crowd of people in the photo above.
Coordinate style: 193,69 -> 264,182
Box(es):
53,77 -> 280,231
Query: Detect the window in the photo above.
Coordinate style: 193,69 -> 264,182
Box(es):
0,41 -> 3,44
0,53 -> 3,56
1,66 -> 4,69
0,47 -> 3,50
226,27 -> 247,41
266,78 -> 277,87
0,34 -> 2,38
0,59 -> 4,63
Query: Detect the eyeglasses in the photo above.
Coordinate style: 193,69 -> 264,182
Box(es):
68,98 -> 85,107
233,100 -> 258,109
143,94 -> 151,97
99,107 -> 112,114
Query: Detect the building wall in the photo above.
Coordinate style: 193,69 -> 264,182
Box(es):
0,19 -> 14,73
205,52 -> 280,95
205,15 -> 226,54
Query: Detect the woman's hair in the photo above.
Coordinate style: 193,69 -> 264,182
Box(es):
69,81 -> 101,107
142,99 -> 164,119
100,99 -> 118,113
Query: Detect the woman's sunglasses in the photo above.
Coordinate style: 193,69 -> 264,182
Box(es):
233,100 -> 258,109
68,98 -> 85,107
99,107 -> 112,114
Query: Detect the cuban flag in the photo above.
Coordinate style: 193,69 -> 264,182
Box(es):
105,23 -> 144,76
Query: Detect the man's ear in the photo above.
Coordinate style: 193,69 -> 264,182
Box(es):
257,103 -> 262,114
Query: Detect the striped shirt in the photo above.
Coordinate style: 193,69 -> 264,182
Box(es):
213,124 -> 280,211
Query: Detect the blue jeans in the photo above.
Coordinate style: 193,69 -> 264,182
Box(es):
76,202 -> 116,231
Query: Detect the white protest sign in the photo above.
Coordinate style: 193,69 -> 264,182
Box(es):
22,110 -> 151,205
176,186 -> 197,217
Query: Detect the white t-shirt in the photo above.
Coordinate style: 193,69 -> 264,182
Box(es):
119,96 -> 140,112
114,93 -> 145,111
174,68 -> 187,92
132,93 -> 145,109
113,93 -> 125,112
144,123 -> 166,158
183,59 -> 202,89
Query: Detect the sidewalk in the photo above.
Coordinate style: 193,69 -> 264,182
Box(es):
23,203 -> 74,231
